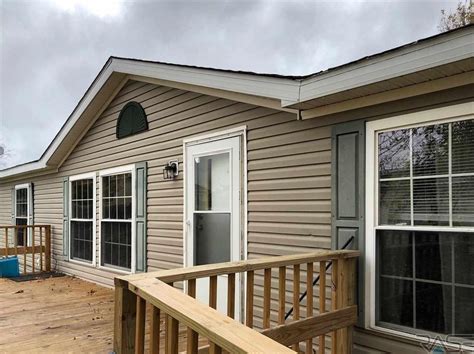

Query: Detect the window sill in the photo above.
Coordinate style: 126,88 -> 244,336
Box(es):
97,264 -> 134,275
359,325 -> 474,352
68,258 -> 96,268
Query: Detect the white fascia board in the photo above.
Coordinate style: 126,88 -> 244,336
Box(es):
112,59 -> 301,102
0,63 -> 116,179
295,27 -> 474,105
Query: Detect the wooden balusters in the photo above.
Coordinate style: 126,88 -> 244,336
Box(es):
306,262 -> 314,354
227,273 -> 235,318
166,316 -> 179,354
263,268 -> 271,329
246,270 -> 254,327
331,259 -> 339,354
32,227 -> 35,274
209,342 -> 222,354
150,307 -> 161,354
39,227 -> 43,271
4,227 -> 8,256
292,264 -> 300,351
187,279 -> 198,354
23,228 -> 27,274
319,261 -> 326,354
45,225 -> 51,272
278,266 -> 286,325
209,275 -> 218,309
135,297 -> 146,354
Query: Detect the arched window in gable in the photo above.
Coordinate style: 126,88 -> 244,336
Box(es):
116,101 -> 148,139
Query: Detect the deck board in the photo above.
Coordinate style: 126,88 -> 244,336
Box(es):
0,276 -> 194,353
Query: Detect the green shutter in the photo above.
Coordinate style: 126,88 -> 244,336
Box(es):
135,162 -> 147,272
63,177 -> 69,257
331,120 -> 365,326
28,183 -> 34,225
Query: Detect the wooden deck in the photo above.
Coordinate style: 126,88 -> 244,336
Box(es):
0,275 -> 199,353
0,276 -> 115,353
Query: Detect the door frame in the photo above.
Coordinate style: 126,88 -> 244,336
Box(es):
182,126 -> 248,317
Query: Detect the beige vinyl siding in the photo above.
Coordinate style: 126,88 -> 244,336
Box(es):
0,79 -> 472,352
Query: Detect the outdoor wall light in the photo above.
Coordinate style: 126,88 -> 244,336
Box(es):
163,160 -> 179,180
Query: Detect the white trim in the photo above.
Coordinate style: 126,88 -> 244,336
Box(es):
13,183 -> 32,246
365,102 -> 474,349
183,125 -> 248,145
297,27 -> 474,103
68,172 -> 96,267
98,164 -> 136,274
183,127 -> 247,320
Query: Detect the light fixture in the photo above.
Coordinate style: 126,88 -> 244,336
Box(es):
163,160 -> 179,180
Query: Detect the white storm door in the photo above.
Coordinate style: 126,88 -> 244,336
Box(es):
185,136 -> 241,320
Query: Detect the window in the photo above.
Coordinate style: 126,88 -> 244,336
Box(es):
116,101 -> 148,139
369,111 -> 474,344
100,167 -> 134,271
69,175 -> 95,263
14,184 -> 30,246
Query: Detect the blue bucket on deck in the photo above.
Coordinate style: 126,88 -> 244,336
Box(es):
0,256 -> 20,277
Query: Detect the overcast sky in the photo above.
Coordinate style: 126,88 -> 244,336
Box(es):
0,0 -> 460,169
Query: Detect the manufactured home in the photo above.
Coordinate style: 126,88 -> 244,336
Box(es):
1,25 -> 473,353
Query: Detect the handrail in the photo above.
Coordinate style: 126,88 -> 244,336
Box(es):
130,277 -> 293,353
114,249 -> 359,354
118,249 -> 359,284
0,225 -> 51,274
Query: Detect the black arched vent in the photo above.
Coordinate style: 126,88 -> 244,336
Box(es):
116,101 -> 148,139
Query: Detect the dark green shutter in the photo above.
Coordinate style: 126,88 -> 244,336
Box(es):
331,120 -> 365,326
63,177 -> 69,257
135,162 -> 147,272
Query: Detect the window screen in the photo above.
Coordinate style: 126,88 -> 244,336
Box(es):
101,172 -> 133,270
70,179 -> 94,262
375,118 -> 474,341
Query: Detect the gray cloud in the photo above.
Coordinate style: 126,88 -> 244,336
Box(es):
0,0 -> 459,168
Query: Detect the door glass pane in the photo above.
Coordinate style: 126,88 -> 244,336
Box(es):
195,153 -> 230,211
194,213 -> 230,265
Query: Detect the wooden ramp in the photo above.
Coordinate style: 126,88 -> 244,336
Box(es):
0,276 -> 193,353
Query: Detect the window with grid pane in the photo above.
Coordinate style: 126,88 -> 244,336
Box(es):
15,188 -> 28,246
101,173 -> 132,270
70,179 -> 94,262
376,118 -> 474,340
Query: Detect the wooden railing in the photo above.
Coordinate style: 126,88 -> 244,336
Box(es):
114,249 -> 359,354
0,225 -> 51,274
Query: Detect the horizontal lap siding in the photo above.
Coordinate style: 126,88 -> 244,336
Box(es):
0,79 -> 333,288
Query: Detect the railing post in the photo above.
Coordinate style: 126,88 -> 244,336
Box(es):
338,257 -> 356,354
114,278 -> 137,354
45,225 -> 51,272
